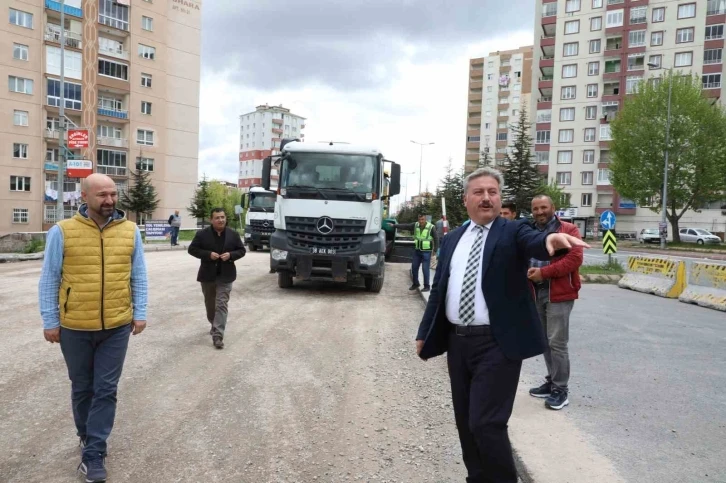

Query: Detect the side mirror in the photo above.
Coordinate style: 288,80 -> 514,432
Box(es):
261,157 -> 271,190
241,193 -> 248,209
388,162 -> 401,196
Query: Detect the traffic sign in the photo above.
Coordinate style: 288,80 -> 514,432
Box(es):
603,229 -> 617,254
600,210 -> 616,230
66,159 -> 93,178
68,129 -> 89,148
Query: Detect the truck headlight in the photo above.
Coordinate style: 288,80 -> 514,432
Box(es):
271,249 -> 288,260
359,254 -> 378,266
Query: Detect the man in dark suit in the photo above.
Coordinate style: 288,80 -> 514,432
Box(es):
188,208 -> 246,349
415,167 -> 589,483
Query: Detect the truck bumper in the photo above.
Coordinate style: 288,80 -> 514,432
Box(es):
269,230 -> 385,282
244,230 -> 271,246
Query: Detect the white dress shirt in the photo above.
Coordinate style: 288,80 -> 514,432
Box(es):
446,221 -> 494,325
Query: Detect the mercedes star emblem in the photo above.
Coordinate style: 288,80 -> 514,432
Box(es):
316,216 -> 334,235
263,221 -> 269,228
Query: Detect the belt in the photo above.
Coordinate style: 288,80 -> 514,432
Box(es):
451,324 -> 491,336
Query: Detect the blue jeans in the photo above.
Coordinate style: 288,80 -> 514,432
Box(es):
170,226 -> 180,245
411,250 -> 432,287
60,324 -> 131,460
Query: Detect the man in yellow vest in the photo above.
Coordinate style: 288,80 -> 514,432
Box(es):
392,214 -> 438,292
39,173 -> 148,483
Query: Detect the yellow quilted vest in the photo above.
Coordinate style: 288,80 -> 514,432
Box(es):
57,211 -> 137,331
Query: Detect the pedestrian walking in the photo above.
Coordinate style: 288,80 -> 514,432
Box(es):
188,208 -> 246,349
415,167 -> 588,483
38,173 -> 148,483
391,214 -> 438,293
168,210 -> 182,246
527,195 -> 583,410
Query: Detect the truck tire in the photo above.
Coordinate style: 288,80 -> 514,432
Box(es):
278,270 -> 294,288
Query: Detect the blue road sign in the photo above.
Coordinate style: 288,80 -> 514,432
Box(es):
600,210 -> 616,230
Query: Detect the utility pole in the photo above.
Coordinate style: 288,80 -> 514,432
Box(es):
410,140 -> 434,202
660,72 -> 672,249
57,0 -> 66,222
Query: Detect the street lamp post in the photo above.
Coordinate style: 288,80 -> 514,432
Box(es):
647,63 -> 672,249
410,140 -> 434,201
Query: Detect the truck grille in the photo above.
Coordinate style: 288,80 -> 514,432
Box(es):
249,219 -> 275,235
284,216 -> 366,252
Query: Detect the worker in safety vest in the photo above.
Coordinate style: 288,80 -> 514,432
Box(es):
392,214 -> 438,293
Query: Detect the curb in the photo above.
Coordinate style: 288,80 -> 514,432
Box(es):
580,273 -> 622,284
0,252 -> 44,263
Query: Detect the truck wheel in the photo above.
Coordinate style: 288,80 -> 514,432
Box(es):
278,270 -> 294,288
365,276 -> 384,293
249,243 -> 258,252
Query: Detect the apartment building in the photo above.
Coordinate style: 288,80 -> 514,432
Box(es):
238,104 -> 306,192
465,46 -> 534,175
532,0 -> 726,236
1,0 -> 201,235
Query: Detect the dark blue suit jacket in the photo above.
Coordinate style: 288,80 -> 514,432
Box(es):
417,216 -> 551,361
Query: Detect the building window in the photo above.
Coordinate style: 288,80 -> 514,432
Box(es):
557,151 -> 573,164
536,109 -> 552,123
650,31 -> 664,47
649,55 -> 662,69
9,9 -> 33,28
97,149 -> 128,176
559,129 -> 574,143
536,131 -> 551,144
496,132 -> 508,141
543,2 -> 558,16
484,123 -> 491,129
136,157 -> 154,171
565,0 -> 581,13
597,168 -> 611,185
704,48 -> 723,65
587,84 -> 598,98
592,0 -> 602,7
536,152 -> 550,165
47,79 -> 81,110
582,193 -> 593,206
513,83 -> 521,91
137,129 -> 154,146
485,111 -> 492,117
588,62 -> 600,76
709,0 -> 726,15
630,6 -> 647,24
586,106 -> 597,120
561,86 -> 576,100
13,208 -> 29,223
560,107 -> 576,121
487,61 -> 494,68
512,96 -> 520,104
677,3 -> 696,19
703,73 -> 722,89
565,20 -> 580,34
138,44 -> 156,60
13,110 -> 29,126
563,42 -> 579,57
600,124 -> 612,141
677,27 -> 695,43
141,101 -> 152,115
98,59 -> 128,81
583,150 -> 595,163
562,64 -> 577,78
10,175 -> 31,191
13,43 -> 29,61
584,128 -> 596,142
497,122 -> 507,129
13,143 -> 28,159
628,54 -> 645,71
675,52 -> 693,67
589,39 -> 601,54
556,172 -> 572,185
487,86 -> 492,92
141,73 -> 152,88
591,16 -> 602,31
498,110 -> 507,116
9,76 -> 33,94
142,16 -> 153,31
606,9 -> 624,28
629,30 -> 646,47
99,0 -> 129,30
652,7 -> 665,22
512,109 -> 519,117
706,24 -> 725,40
581,171 -> 594,185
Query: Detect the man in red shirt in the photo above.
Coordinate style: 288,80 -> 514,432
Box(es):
527,195 -> 583,410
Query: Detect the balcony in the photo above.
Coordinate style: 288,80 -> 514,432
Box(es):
97,137 -> 128,148
539,57 -> 554,69
272,128 -> 283,135
44,128 -> 67,141
605,38 -> 623,52
45,0 -> 82,18
45,25 -> 82,49
540,36 -> 556,48
99,44 -> 129,61
470,68 -> 484,78
272,118 -> 283,125
99,14 -> 129,32
97,165 -> 127,177
98,107 -> 128,119
708,0 -> 726,15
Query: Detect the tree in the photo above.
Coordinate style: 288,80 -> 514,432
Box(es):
610,72 -> 726,241
207,181 -> 243,230
501,106 -> 543,215
536,179 -> 569,212
479,144 -> 493,168
119,169 -> 160,224
188,176 -> 212,227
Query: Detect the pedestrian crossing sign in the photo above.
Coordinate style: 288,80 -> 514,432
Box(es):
603,230 -> 617,254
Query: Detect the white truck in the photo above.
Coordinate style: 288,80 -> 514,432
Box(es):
261,139 -> 401,292
241,186 -> 276,251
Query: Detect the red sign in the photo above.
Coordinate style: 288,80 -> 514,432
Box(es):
68,129 -> 89,149
66,160 -> 93,178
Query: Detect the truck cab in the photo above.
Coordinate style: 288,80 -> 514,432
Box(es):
241,186 -> 276,251
261,140 -> 400,292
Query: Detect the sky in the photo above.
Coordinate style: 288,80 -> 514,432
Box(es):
197,1 -> 536,212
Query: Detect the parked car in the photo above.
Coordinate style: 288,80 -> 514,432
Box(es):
639,228 -> 660,244
678,228 -> 722,245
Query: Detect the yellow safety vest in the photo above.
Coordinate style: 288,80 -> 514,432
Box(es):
414,222 -> 434,251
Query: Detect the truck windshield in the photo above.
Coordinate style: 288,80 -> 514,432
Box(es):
249,193 -> 275,210
282,153 -> 378,194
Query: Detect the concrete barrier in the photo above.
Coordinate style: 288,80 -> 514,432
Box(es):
678,262 -> 726,311
618,256 -> 686,298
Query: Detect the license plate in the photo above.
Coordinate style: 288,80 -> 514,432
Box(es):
311,247 -> 336,255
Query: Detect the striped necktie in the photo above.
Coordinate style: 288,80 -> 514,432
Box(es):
459,225 -> 485,325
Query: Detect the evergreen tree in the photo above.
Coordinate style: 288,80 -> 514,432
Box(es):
478,145 -> 493,168
187,176 -> 212,227
501,106 -> 543,215
119,168 -> 160,224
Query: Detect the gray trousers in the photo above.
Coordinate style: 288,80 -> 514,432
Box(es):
201,281 -> 233,339
535,288 -> 573,390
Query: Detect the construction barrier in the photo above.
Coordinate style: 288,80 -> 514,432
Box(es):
618,256 -> 686,298
678,262 -> 726,312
